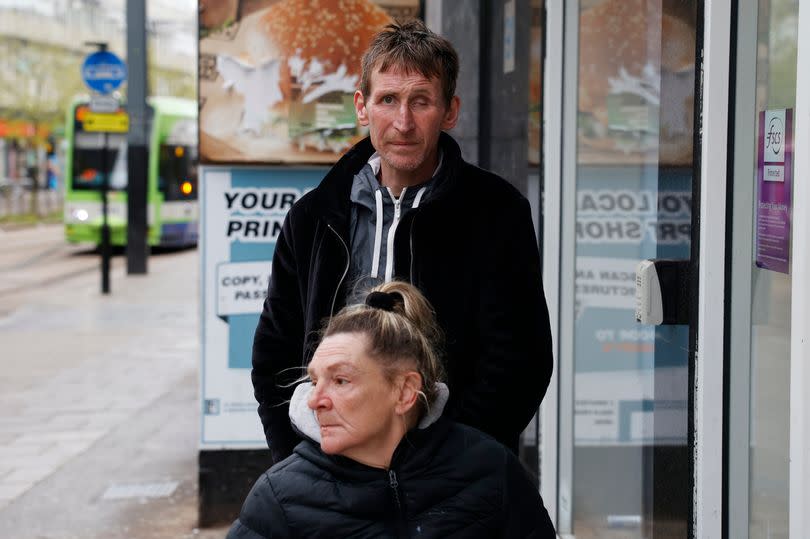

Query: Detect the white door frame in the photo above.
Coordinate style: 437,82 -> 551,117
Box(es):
790,2 -> 810,536
548,0 -> 580,534
540,0 -> 564,528
694,1 -> 731,537
726,1 -> 757,537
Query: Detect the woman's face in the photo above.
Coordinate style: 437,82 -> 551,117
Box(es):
307,332 -> 405,464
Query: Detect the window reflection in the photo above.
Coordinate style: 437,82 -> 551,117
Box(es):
573,1 -> 696,537
748,1 -> 796,537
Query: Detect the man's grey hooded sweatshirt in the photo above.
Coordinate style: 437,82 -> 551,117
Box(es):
346,152 -> 441,302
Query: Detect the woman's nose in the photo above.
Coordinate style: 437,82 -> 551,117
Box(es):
307,384 -> 330,411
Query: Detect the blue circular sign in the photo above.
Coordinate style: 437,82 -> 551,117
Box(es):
81,51 -> 127,94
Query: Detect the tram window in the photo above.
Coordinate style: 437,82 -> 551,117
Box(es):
158,144 -> 198,201
72,132 -> 128,191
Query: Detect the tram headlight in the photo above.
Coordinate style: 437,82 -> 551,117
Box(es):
72,209 -> 89,222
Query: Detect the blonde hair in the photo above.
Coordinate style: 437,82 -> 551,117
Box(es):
322,281 -> 445,412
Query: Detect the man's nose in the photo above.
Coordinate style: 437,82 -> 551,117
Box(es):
394,103 -> 414,132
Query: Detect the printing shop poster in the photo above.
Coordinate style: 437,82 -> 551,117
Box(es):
573,166 -> 691,446
198,0 -> 419,165
200,166 -> 324,448
755,108 -> 793,274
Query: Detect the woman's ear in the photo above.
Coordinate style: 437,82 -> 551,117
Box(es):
394,371 -> 423,416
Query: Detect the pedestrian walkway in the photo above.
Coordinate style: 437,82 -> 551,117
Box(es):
0,188 -> 62,219
0,229 -> 229,538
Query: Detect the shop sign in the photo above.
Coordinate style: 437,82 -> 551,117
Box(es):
0,120 -> 36,138
0,120 -> 51,141
81,111 -> 129,133
755,108 -> 793,274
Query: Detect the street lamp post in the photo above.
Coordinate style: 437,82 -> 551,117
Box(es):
82,41 -> 118,294
126,0 -> 149,274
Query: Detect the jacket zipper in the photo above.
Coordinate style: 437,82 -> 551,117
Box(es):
408,211 -> 418,286
385,188 -> 405,282
393,196 -> 402,221
327,224 -> 350,318
388,469 -> 408,537
388,469 -> 401,511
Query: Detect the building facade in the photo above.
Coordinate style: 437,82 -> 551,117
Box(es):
0,0 -> 196,190
428,0 -> 809,537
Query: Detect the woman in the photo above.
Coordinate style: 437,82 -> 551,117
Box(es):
228,281 -> 556,538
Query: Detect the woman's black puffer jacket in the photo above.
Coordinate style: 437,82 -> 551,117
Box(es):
227,417 -> 556,538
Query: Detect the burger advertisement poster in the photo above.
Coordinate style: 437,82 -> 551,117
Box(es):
578,0 -> 696,166
198,0 -> 419,164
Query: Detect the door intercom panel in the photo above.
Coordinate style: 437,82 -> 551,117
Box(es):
635,259 -> 690,325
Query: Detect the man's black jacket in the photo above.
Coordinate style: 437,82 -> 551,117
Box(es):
228,418 -> 556,538
252,132 -> 553,463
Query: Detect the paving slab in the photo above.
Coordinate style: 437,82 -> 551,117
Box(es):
0,227 -> 230,537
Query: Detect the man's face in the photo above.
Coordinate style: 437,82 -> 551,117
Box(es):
355,66 -> 460,185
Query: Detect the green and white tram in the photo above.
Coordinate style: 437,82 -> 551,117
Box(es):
63,96 -> 198,247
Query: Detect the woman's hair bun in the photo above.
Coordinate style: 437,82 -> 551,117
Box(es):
364,291 -> 404,312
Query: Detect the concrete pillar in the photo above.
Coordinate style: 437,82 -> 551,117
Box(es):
427,0 -> 531,195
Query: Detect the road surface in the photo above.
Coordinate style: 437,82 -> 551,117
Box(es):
0,224 -> 231,538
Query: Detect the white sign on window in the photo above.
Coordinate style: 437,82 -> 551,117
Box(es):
503,0 -> 516,74
216,261 -> 271,317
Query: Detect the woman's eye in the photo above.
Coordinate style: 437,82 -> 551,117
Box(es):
335,378 -> 349,385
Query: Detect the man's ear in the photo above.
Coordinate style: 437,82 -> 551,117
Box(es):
394,371 -> 423,416
354,90 -> 369,126
441,95 -> 461,130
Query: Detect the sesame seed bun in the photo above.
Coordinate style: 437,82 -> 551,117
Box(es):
259,0 -> 392,95
261,0 -> 391,70
578,0 -> 696,165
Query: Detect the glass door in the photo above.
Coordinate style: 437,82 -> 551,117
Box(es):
553,0 -> 699,536
728,1 -> 798,537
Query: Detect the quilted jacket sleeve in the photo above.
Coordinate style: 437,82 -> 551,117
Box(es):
227,473 -> 292,539
252,211 -> 305,462
501,451 -> 556,538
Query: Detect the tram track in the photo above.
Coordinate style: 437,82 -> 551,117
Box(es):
1,225 -> 197,314
0,225 -> 116,315
0,262 -> 99,298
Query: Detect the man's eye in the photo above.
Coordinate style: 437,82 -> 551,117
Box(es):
335,378 -> 349,385
382,95 -> 394,104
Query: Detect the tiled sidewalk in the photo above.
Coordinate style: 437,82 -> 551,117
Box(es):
0,243 -> 199,511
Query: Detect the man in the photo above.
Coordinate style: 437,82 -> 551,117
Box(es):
252,20 -> 552,463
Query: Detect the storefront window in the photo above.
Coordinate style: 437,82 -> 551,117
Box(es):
572,0 -> 696,536
748,1 -> 797,537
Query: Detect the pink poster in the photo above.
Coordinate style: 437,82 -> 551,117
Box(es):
756,108 -> 793,274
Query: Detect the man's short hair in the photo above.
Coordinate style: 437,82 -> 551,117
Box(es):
360,19 -> 459,106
